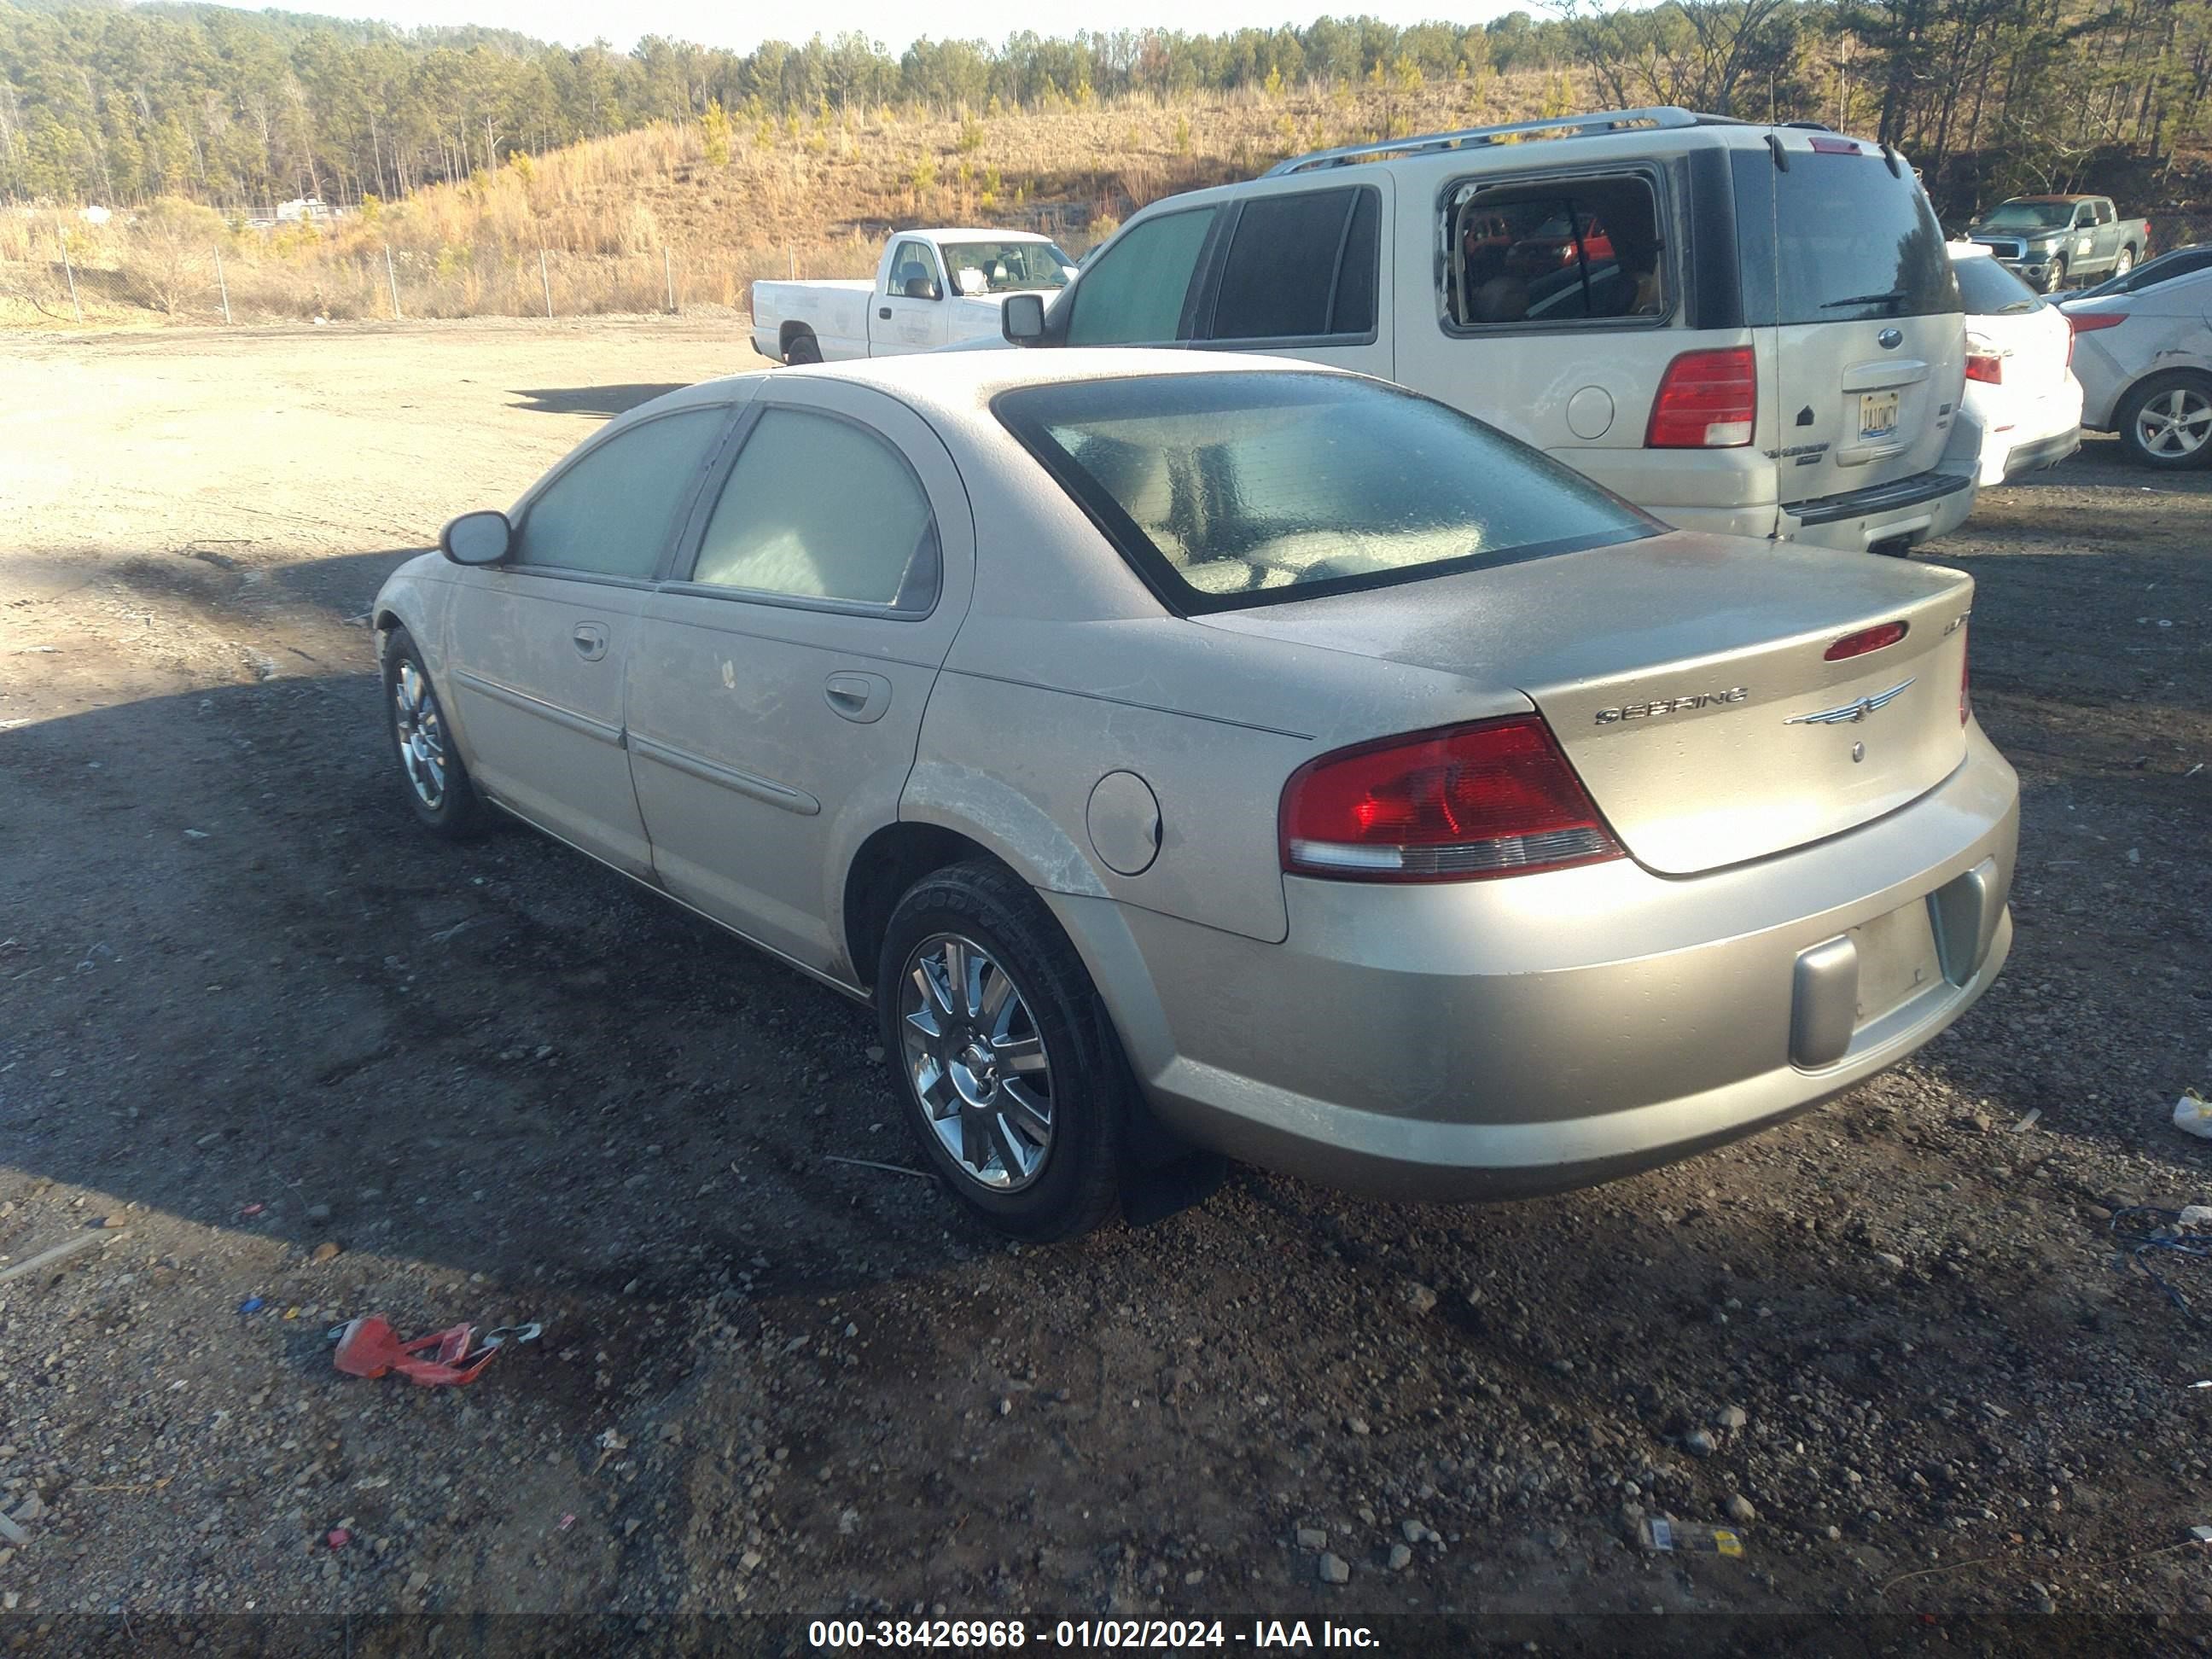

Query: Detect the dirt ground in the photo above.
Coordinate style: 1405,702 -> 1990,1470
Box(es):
1,320 -> 2209,1643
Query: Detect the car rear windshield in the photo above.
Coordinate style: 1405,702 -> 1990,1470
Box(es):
1951,254 -> 2041,316
1732,151 -> 1960,325
993,373 -> 1651,614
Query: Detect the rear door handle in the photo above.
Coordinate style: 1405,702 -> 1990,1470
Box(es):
878,306 -> 893,320
824,671 -> 892,724
572,623 -> 609,661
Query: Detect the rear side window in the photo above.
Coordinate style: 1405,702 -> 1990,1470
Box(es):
516,409 -> 729,579
995,372 -> 1649,614
688,409 -> 939,611
1064,209 -> 1215,346
1732,153 -> 1959,325
1208,186 -> 1379,341
1951,256 -> 2041,317
1443,174 -> 1668,329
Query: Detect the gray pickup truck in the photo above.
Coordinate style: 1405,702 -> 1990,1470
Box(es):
1965,195 -> 2151,293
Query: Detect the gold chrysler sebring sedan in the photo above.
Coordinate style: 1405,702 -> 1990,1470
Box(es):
374,351 -> 2017,1240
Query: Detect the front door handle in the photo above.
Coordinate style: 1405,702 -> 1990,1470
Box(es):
572,623 -> 609,661
824,671 -> 893,724
878,306 -> 893,320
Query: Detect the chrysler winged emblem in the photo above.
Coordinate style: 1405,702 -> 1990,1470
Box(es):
1784,678 -> 1915,725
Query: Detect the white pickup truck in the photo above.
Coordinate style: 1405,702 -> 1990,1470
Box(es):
751,229 -> 1079,365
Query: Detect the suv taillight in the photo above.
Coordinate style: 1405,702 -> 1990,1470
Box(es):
2067,310 -> 2127,334
1645,347 -> 1756,448
1279,717 -> 1621,883
1965,352 -> 2003,384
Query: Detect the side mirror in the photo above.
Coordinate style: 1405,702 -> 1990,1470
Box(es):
440,509 -> 511,566
1002,292 -> 1046,344
903,276 -> 941,300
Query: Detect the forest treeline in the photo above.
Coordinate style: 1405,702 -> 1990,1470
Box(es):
2,0 -> 2208,216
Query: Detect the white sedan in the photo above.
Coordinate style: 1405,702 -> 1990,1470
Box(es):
1947,243 -> 2082,486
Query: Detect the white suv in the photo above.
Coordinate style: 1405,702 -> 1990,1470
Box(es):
1002,108 -> 1982,556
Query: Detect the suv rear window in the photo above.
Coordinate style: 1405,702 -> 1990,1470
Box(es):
1732,153 -> 1959,325
994,372 -> 1650,614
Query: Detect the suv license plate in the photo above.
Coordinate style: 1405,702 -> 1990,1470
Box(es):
1860,391 -> 1900,441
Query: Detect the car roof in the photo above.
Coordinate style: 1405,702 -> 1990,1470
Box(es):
720,348 -> 1341,422
909,228 -> 1055,242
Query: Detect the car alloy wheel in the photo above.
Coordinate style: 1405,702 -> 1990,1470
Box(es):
392,658 -> 450,810
2114,247 -> 2135,277
2133,385 -> 2212,460
899,932 -> 1055,1192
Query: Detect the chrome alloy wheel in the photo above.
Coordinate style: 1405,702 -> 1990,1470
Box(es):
899,933 -> 1055,1191
392,659 -> 450,810
2135,386 -> 2212,460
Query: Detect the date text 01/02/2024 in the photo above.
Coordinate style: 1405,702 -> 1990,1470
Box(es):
806,1619 -> 1382,1650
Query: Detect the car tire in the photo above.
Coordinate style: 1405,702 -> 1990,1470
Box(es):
2116,371 -> 2212,469
783,330 -> 822,366
877,860 -> 1125,1242
2113,247 -> 2135,279
2043,254 -> 2067,294
381,626 -> 487,840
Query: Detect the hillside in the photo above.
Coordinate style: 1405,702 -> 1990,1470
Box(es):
0,74 -> 1591,327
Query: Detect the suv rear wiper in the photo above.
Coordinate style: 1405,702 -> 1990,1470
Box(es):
1823,290 -> 1909,309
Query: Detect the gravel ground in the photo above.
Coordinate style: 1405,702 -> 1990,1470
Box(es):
0,322 -> 2208,1636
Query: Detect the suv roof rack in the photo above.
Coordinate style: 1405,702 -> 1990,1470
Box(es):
1261,106 -> 1731,178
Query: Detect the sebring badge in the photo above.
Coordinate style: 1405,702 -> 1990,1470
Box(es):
1593,687 -> 1748,725
1784,677 -> 1915,725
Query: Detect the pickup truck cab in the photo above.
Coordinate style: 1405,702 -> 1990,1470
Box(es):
1000,108 -> 1981,556
753,230 -> 1079,364
1967,196 -> 2151,294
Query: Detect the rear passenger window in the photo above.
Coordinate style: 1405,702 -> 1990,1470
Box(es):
1208,186 -> 1379,341
1064,208 -> 1215,346
1442,175 -> 1668,330
687,408 -> 939,611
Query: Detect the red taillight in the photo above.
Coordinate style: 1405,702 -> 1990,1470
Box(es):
1965,352 -> 2003,384
1280,716 -> 1621,883
2067,310 -> 2127,334
1825,620 -> 1909,661
1959,624 -> 1971,726
1645,347 -> 1756,449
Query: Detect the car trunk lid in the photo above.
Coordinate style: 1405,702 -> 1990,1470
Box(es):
1201,533 -> 1974,876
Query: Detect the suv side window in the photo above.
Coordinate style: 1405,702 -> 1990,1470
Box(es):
1064,208 -> 1216,346
1207,185 -> 1380,341
687,408 -> 940,611
1442,174 -> 1668,330
515,408 -> 729,579
890,240 -> 943,299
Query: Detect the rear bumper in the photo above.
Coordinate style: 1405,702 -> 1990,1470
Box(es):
1967,372 -> 2084,486
1047,725 -> 2019,1200
2001,426 -> 2081,480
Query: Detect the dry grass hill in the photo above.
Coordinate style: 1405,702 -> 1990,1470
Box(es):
0,72 -> 1577,329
